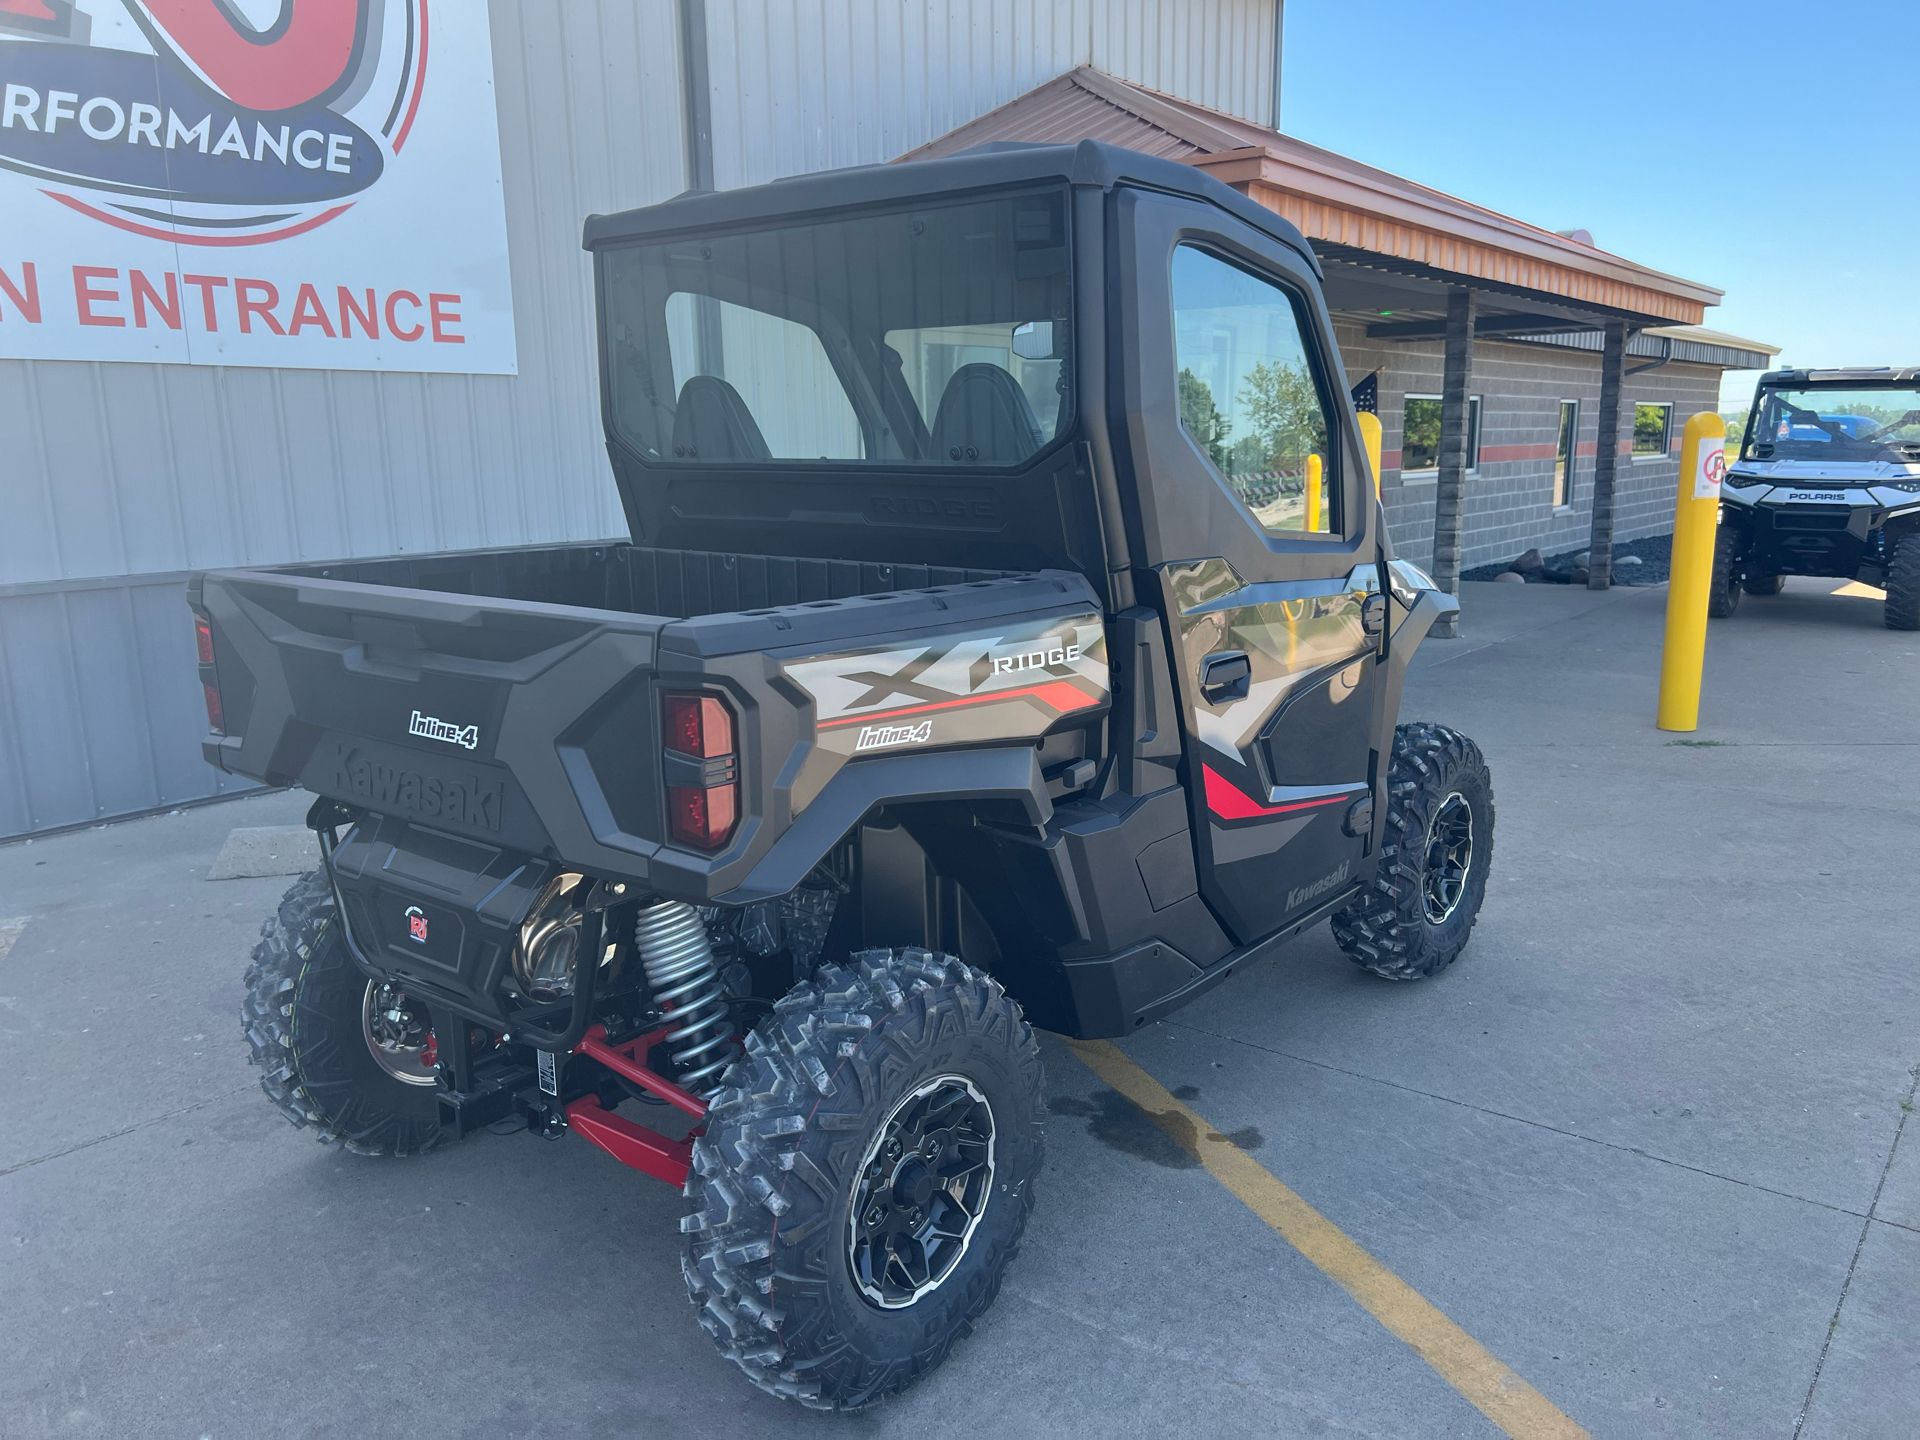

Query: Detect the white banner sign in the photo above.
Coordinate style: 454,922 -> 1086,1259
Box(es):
0,0 -> 516,373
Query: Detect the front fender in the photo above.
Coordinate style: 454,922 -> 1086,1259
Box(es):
1379,580 -> 1458,731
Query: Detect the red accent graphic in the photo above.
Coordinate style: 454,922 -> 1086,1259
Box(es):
391,0 -> 429,154
406,907 -> 428,943
1202,764 -> 1354,821
0,0 -> 61,23
137,0 -> 364,112
44,191 -> 355,247
818,678 -> 1100,731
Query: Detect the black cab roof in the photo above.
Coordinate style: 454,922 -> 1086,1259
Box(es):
1760,366 -> 1920,386
581,138 -> 1319,275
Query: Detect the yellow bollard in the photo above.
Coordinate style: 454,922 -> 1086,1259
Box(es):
1305,453 -> 1323,532
1656,412 -> 1728,732
1357,411 -> 1383,498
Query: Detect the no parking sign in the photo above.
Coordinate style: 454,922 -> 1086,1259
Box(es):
1694,437 -> 1727,500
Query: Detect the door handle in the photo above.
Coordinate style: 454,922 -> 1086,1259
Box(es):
1361,591 -> 1388,642
1199,650 -> 1251,703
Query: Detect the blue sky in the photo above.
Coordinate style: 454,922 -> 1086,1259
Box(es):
1281,0 -> 1919,409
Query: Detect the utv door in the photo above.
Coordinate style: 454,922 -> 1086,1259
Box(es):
1110,189 -> 1386,947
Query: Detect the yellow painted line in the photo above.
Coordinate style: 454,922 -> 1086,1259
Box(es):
1067,1037 -> 1588,1440
1831,580 -> 1885,599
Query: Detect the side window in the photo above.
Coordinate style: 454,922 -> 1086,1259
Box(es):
1170,245 -> 1335,537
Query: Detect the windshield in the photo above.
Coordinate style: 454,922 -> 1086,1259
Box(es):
1744,385 -> 1920,462
600,189 -> 1073,468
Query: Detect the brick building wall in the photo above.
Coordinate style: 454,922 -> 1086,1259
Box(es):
1334,318 -> 1722,571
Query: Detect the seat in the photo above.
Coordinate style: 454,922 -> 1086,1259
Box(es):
927,363 -> 1043,465
670,375 -> 771,461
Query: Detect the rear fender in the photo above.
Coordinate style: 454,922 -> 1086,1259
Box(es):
717,747 -> 1052,903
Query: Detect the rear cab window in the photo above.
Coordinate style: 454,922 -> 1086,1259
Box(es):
601,190 -> 1074,470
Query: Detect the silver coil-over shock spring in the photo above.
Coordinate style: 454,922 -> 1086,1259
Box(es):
633,899 -> 739,1097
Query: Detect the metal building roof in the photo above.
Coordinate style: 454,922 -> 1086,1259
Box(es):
1515,324 -> 1781,373
902,66 -> 1728,329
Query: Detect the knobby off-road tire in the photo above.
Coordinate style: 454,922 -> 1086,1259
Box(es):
1332,722 -> 1494,981
682,948 -> 1044,1411
1708,524 -> 1742,618
1742,573 -> 1786,597
1885,533 -> 1920,631
241,870 -> 441,1156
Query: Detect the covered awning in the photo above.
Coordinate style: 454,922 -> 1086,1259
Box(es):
902,66 -> 1750,613
902,66 -> 1722,335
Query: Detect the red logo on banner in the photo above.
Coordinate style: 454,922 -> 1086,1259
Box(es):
0,0 -> 429,246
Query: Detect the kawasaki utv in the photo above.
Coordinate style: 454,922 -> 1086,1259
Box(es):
1715,367 -> 1920,627
195,140 -> 1492,1411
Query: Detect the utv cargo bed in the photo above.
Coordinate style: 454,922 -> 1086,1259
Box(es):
190,541 -> 1107,903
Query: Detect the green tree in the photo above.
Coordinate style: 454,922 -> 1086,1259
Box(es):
1237,360 -> 1326,471
1227,433 -> 1268,477
1178,367 -> 1231,471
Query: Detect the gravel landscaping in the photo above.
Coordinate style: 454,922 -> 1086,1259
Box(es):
1462,532 -> 1673,586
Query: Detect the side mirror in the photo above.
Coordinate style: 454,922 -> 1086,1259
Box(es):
1011,320 -> 1058,361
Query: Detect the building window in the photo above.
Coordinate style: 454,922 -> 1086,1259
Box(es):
1170,245 -> 1336,538
1633,402 -> 1673,458
1401,394 -> 1480,474
1553,400 -> 1579,507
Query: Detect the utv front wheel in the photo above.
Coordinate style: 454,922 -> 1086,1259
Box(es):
1886,533 -> 1920,631
1332,723 -> 1494,981
682,949 -> 1044,1411
241,870 -> 442,1156
1742,573 -> 1786,597
1708,525 -> 1742,617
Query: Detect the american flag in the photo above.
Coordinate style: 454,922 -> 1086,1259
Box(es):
1350,371 -> 1378,414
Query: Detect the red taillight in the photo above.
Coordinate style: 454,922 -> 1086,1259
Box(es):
666,782 -> 737,850
662,691 -> 738,850
663,693 -> 734,758
193,610 -> 224,735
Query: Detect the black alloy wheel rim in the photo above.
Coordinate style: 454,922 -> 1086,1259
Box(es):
846,1074 -> 996,1309
1422,791 -> 1474,925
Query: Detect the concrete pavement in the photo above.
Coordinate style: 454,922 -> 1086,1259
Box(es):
1,577 -> 1914,1437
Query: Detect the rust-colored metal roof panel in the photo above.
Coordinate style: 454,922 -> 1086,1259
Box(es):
896,68 -> 1210,162
901,66 -> 1720,327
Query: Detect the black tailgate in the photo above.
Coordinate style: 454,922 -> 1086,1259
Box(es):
192,568 -> 667,862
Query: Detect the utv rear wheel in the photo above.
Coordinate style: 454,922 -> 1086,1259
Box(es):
682,948 -> 1044,1411
1332,723 -> 1494,981
1886,533 -> 1920,631
1708,526 -> 1742,617
241,870 -> 442,1156
1742,573 -> 1786,596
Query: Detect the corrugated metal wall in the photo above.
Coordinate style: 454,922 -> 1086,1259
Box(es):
701,0 -> 1277,189
0,1 -> 687,837
0,0 -> 1279,839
